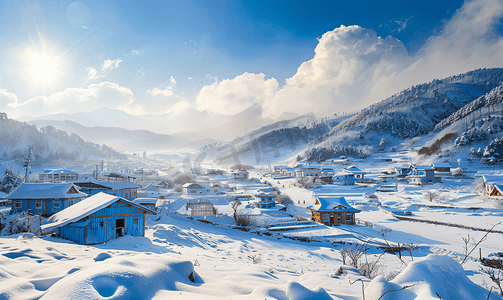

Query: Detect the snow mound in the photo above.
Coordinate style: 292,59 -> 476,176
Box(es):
41,254 -> 199,299
93,253 -> 112,262
285,281 -> 333,300
365,254 -> 497,300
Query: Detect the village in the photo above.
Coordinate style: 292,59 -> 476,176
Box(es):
1,144 -> 502,299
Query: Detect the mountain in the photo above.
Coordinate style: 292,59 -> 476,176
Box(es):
313,68 -> 503,148
0,116 -> 126,166
27,120 -> 217,152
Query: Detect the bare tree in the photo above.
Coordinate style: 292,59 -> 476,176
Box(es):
461,221 -> 501,264
480,267 -> 503,295
403,243 -> 419,261
340,247 -> 349,265
231,199 -> 241,221
345,244 -> 366,269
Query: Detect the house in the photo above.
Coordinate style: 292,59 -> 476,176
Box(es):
102,172 -> 140,183
281,167 -> 297,177
273,166 -> 287,173
6,183 -> 88,216
73,180 -> 139,201
231,169 -> 249,180
38,169 -> 79,183
302,167 -> 321,177
431,163 -> 451,173
345,166 -> 366,181
183,183 -> 222,195
133,198 -> 158,211
253,193 -> 277,209
482,175 -> 503,196
332,170 -> 356,185
489,185 -> 503,197
394,166 -> 411,177
40,193 -> 155,245
408,165 -> 440,185
307,196 -> 360,226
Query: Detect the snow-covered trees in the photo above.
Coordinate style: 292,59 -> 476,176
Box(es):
0,168 -> 22,194
305,146 -> 367,163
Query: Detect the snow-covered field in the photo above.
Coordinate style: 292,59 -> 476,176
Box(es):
1,149 -> 503,299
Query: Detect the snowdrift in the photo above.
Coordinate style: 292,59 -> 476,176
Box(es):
365,254 -> 497,300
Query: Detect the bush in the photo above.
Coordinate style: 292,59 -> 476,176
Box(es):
0,211 -> 6,233
174,173 -> 194,185
7,212 -> 37,235
276,194 -> 294,207
235,214 -> 254,226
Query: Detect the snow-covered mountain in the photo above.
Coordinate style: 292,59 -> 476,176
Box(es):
27,120 -> 218,152
0,115 -> 126,164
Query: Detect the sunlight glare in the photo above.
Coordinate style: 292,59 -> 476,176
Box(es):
23,47 -> 61,88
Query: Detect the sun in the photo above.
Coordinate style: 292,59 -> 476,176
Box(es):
22,47 -> 61,89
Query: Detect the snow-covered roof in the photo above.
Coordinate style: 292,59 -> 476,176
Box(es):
431,163 -> 451,168
308,196 -> 360,213
41,169 -> 78,174
482,175 -> 503,185
142,184 -> 158,191
74,180 -> 140,190
410,164 -> 434,170
345,166 -> 365,174
494,185 -> 503,195
254,193 -> 277,198
6,183 -> 87,200
183,183 -> 203,188
41,193 -> 155,232
333,169 -> 355,177
133,197 -> 158,205
103,172 -> 141,179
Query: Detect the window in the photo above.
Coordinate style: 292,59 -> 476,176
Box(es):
53,200 -> 61,208
36,200 -> 42,209
69,200 -> 74,206
191,190 -> 196,193
125,192 -> 129,198
100,221 -> 104,227
15,200 -> 22,208
133,218 -> 138,225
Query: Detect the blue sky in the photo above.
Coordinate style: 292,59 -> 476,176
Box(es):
1,0 -> 503,124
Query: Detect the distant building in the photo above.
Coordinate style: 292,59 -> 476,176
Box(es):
6,183 -> 87,216
394,166 -> 411,177
408,165 -> 440,185
183,183 -> 222,195
73,180 -> 139,201
431,163 -> 451,173
41,193 -> 155,245
345,166 -> 366,181
231,169 -> 249,180
38,169 -> 79,183
253,193 -> 277,209
302,167 -> 321,177
102,172 -> 140,183
332,170 -> 356,185
308,196 -> 360,226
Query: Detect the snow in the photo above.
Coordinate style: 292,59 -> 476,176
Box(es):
5,183 -> 87,199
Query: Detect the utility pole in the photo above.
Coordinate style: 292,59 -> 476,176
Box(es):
24,145 -> 33,183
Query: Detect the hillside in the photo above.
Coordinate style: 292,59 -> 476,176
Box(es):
28,120 -> 217,152
0,115 -> 125,164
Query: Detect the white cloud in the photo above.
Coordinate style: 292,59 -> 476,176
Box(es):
199,0 -> 503,120
147,87 -> 174,97
196,72 -> 279,115
101,58 -> 122,70
11,82 -> 134,116
86,67 -> 103,80
170,76 -> 176,85
131,50 -> 139,55
0,88 -> 19,110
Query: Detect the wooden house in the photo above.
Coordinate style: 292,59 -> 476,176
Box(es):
6,183 -> 87,216
332,170 -> 356,185
394,166 -> 411,177
40,193 -> 155,245
430,163 -> 451,173
73,180 -> 139,201
38,169 -> 79,183
482,175 -> 503,196
308,196 -> 360,226
345,166 -> 366,181
133,198 -> 158,211
102,172 -> 140,183
183,183 -> 222,195
489,185 -> 503,197
231,169 -> 249,180
302,167 -> 321,177
253,193 -> 277,209
408,164 -> 440,185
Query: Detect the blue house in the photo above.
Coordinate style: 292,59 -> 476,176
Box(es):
40,193 -> 156,245
6,183 -> 87,216
254,193 -> 277,209
73,180 -> 139,201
